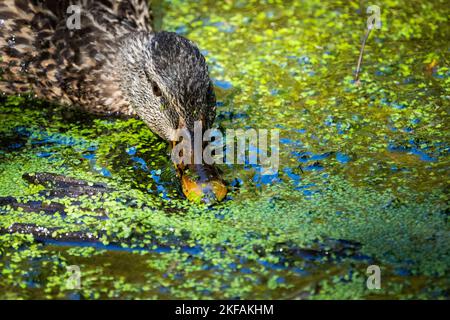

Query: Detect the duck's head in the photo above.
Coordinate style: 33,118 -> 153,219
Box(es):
117,31 -> 227,204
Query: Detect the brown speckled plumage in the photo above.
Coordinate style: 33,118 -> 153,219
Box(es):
0,0 -> 216,141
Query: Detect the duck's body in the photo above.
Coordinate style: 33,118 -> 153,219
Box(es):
0,0 -> 152,115
0,0 -> 227,203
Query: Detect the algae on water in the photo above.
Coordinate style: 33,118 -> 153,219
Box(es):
0,0 -> 449,299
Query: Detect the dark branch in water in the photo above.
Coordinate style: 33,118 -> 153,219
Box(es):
0,196 -> 110,218
354,27 -> 372,84
1,172 -> 180,219
0,196 -> 66,215
23,172 -> 113,198
2,173 -> 367,268
0,222 -> 187,251
1,223 -> 101,243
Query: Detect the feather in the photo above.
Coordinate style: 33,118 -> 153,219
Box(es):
0,0 -> 153,115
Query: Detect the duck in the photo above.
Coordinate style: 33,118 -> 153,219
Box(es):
0,0 -> 227,203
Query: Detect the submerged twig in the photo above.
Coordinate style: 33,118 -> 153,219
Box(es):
354,27 -> 372,83
354,27 -> 372,85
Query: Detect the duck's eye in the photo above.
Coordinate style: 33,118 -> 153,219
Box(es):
151,82 -> 162,97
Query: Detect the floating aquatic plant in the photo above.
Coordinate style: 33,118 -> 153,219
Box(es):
0,0 -> 449,299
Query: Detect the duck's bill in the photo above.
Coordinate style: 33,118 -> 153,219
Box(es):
177,163 -> 227,204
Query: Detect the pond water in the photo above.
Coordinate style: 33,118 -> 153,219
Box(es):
0,0 -> 449,299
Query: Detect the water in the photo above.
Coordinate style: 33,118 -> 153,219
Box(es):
0,0 -> 449,299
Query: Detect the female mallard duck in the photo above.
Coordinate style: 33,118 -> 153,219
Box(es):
0,0 -> 227,203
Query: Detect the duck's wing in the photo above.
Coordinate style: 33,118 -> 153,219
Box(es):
0,0 -> 153,114
115,0 -> 155,32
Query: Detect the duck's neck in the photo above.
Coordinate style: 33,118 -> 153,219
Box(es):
115,32 -> 154,112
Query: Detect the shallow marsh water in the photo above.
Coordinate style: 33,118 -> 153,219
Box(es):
0,0 -> 449,299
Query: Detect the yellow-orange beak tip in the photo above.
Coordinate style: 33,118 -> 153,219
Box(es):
179,165 -> 227,204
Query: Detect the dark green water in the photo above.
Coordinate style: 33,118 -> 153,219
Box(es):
0,0 -> 449,299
